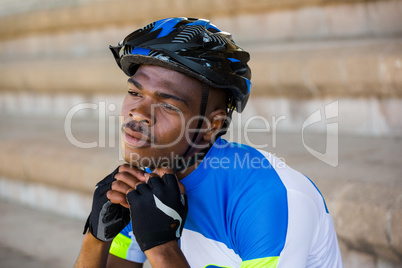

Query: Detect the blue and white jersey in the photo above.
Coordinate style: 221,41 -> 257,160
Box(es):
110,138 -> 343,267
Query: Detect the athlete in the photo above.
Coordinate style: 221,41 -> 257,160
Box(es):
75,17 -> 343,267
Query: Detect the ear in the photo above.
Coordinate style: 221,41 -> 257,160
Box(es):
202,109 -> 227,142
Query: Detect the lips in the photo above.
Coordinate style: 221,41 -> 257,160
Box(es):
122,127 -> 151,147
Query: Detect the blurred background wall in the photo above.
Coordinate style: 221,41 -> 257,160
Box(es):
0,0 -> 401,135
0,0 -> 401,267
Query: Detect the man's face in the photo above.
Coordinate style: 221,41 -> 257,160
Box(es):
121,64 -> 204,168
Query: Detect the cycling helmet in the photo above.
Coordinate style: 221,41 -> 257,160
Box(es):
110,17 -> 251,112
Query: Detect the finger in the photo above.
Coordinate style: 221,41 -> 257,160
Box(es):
134,181 -> 146,190
178,180 -> 186,194
155,169 -> 185,194
116,164 -> 123,173
153,167 -> 174,178
111,180 -> 132,195
178,181 -> 186,195
126,187 -> 139,207
135,182 -> 150,195
118,164 -> 147,182
106,190 -> 129,208
115,171 -> 142,189
144,173 -> 159,184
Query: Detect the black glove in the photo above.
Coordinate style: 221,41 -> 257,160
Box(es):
83,167 -> 130,241
127,173 -> 188,251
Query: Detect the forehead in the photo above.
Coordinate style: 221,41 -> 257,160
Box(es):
131,65 -> 202,98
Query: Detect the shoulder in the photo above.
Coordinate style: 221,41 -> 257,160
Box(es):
202,138 -> 278,174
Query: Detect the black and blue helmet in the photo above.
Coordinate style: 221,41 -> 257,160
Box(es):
110,17 -> 251,112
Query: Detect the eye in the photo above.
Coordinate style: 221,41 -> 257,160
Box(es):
161,103 -> 180,112
128,90 -> 140,97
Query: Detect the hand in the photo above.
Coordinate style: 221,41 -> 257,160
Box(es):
83,166 -> 131,241
106,164 -> 147,208
126,168 -> 188,252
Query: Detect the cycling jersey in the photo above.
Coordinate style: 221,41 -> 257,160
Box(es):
110,137 -> 343,267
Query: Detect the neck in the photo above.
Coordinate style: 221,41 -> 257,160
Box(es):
175,140 -> 214,179
176,164 -> 196,180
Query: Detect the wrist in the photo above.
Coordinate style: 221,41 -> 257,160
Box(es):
145,240 -> 189,268
85,231 -> 106,246
85,231 -> 113,260
75,232 -> 111,268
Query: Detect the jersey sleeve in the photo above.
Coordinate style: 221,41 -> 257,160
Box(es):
230,157 -> 320,268
234,188 -> 320,268
109,222 -> 147,263
232,179 -> 288,268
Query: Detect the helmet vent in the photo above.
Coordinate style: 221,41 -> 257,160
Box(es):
208,34 -> 227,46
172,25 -> 204,44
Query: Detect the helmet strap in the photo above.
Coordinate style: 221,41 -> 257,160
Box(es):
173,83 -> 209,173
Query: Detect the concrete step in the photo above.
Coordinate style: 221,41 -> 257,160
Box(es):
0,200 -> 83,268
0,200 -> 153,268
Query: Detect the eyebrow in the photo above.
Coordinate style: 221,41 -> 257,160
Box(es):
128,78 -> 142,90
127,77 -> 189,107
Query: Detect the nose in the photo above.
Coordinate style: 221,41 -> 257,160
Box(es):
128,103 -> 153,126
129,113 -> 151,125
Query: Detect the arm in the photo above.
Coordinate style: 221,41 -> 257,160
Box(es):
74,232 -> 111,268
106,254 -> 144,268
74,232 -> 144,268
145,241 -> 189,268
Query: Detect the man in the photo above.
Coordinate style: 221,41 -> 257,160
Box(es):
75,17 -> 343,267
